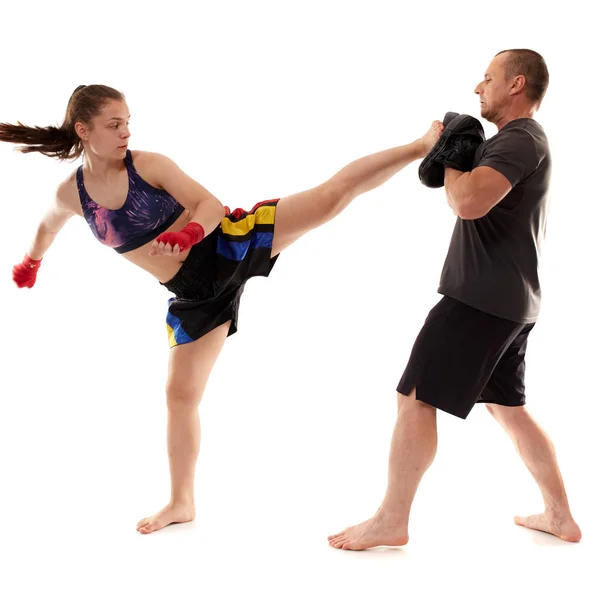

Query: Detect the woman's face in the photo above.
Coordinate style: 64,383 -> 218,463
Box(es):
79,99 -> 131,158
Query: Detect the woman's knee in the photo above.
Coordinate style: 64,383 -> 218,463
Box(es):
323,180 -> 350,218
166,381 -> 204,410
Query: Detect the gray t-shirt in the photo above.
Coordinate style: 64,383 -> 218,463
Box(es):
438,118 -> 551,323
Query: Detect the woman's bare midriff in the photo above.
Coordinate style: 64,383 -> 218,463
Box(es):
120,209 -> 196,283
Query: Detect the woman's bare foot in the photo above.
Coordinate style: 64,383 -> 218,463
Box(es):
136,502 -> 195,534
418,120 -> 444,157
514,511 -> 582,542
328,513 -> 409,551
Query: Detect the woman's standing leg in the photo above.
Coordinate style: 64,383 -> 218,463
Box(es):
137,320 -> 231,534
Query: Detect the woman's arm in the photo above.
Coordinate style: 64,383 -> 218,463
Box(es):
134,152 -> 226,256
12,181 -> 75,288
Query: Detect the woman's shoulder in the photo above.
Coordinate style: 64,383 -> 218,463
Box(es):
130,149 -> 174,168
129,150 -> 179,188
56,169 -> 83,215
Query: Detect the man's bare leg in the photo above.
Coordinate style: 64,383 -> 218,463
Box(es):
487,404 -> 581,542
328,388 -> 437,550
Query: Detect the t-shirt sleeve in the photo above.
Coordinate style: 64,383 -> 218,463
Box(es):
476,127 -> 539,187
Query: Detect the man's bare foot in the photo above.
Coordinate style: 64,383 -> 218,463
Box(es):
514,512 -> 582,542
328,513 -> 409,551
418,120 -> 444,157
136,502 -> 195,534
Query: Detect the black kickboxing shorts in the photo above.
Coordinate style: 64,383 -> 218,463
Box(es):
160,199 -> 280,347
397,296 -> 535,419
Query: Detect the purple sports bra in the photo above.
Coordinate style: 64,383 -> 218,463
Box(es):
76,150 -> 185,254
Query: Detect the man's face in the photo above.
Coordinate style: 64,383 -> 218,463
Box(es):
474,54 -> 513,124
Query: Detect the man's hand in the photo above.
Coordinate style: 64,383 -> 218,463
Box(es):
443,136 -> 482,172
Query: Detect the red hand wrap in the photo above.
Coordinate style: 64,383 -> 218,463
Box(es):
12,254 -> 42,289
154,222 -> 205,252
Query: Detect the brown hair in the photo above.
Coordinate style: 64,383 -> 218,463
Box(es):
495,49 -> 549,106
0,85 -> 125,161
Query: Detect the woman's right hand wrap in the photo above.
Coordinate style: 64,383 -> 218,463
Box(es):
12,254 -> 42,288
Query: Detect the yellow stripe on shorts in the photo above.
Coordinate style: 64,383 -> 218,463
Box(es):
166,323 -> 178,348
220,205 -> 276,236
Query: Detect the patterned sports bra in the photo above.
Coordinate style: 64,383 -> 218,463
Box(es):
76,150 -> 185,254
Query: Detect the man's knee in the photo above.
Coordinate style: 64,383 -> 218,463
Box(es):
397,388 -> 436,413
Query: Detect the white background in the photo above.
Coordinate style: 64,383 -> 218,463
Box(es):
0,1 -> 598,591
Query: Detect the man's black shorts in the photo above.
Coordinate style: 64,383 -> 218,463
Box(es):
397,296 -> 535,419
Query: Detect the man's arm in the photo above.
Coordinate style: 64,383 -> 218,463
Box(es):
444,166 -> 512,219
443,126 -> 539,220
